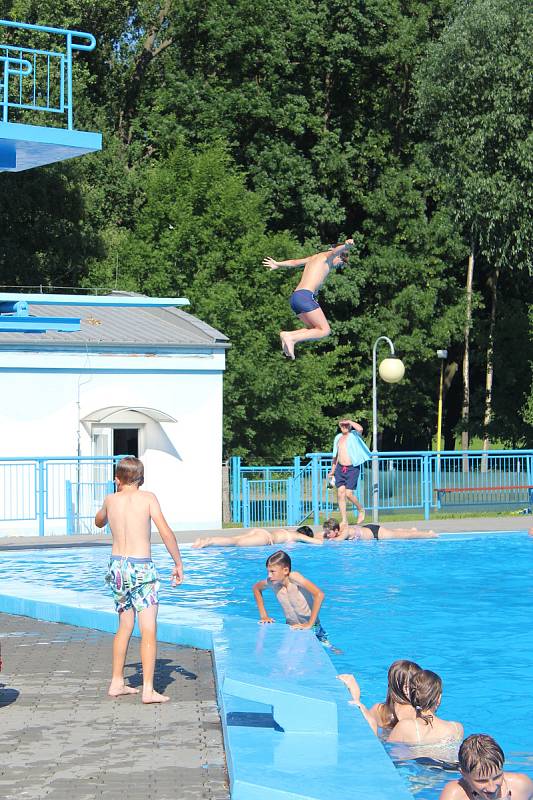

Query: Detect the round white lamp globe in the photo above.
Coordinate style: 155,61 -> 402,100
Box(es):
379,357 -> 405,383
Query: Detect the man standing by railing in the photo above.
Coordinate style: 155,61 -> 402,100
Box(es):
328,419 -> 370,526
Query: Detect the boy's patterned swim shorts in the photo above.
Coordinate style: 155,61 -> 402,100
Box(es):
105,556 -> 160,613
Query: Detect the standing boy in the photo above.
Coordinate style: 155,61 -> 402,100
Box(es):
95,456 -> 184,704
439,734 -> 533,799
328,418 -> 370,526
264,238 -> 355,359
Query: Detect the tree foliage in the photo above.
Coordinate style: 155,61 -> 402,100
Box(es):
1,0 -> 531,458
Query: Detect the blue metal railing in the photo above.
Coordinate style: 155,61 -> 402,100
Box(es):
0,18 -> 96,128
231,450 -> 533,526
0,456 -> 119,535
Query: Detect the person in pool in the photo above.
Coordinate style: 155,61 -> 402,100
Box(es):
338,659 -> 422,731
387,669 -> 463,746
439,734 -> 533,800
320,517 -> 437,541
192,525 -> 322,548
263,238 -> 355,359
252,549 -> 331,646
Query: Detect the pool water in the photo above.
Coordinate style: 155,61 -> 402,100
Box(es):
2,532 -> 532,799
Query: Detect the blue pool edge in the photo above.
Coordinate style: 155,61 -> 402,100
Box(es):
0,579 -> 412,800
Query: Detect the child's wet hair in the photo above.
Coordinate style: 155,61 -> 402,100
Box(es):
115,456 -> 144,486
379,659 -> 422,728
266,550 -> 291,570
459,734 -> 505,778
411,669 -> 442,725
296,525 -> 313,538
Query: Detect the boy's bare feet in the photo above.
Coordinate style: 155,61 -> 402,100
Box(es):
108,682 -> 140,697
356,509 -> 366,524
142,689 -> 170,704
280,332 -> 295,360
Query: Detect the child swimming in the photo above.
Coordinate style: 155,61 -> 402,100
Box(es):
252,550 -> 331,645
337,659 -> 421,733
388,669 -> 463,746
439,733 -> 533,799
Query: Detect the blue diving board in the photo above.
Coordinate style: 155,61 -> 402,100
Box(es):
0,19 -> 102,171
0,316 -> 81,332
0,293 -> 190,308
0,294 -> 191,334
0,121 -> 102,172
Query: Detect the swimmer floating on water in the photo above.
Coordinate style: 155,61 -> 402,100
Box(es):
192,525 -> 322,548
264,238 -> 355,359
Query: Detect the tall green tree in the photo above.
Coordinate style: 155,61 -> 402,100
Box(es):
414,0 -> 533,454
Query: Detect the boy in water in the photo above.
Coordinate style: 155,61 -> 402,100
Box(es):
328,418 -> 369,525
252,550 -> 331,646
95,456 -> 184,704
439,734 -> 533,799
264,238 -> 355,359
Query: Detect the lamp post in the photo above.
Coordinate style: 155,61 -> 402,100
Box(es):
435,349 -> 448,488
372,337 -> 405,523
436,349 -> 448,454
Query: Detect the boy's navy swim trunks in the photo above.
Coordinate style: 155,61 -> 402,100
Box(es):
290,289 -> 321,315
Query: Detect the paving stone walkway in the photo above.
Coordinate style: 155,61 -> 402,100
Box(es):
0,613 -> 229,800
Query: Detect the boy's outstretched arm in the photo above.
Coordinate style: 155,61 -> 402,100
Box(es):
94,495 -> 109,528
263,256 -> 309,270
253,580 -> 275,623
149,494 -> 184,585
289,572 -> 324,629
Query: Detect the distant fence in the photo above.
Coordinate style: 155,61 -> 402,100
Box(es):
230,450 -> 533,526
0,18 -> 96,128
0,456 -> 119,536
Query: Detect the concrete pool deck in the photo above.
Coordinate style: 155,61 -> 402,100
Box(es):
0,612 -> 229,800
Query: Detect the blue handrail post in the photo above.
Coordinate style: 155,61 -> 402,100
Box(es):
105,479 -> 114,534
230,456 -> 242,523
66,31 -> 73,129
287,478 -> 294,526
293,456 -> 301,521
65,479 -> 73,535
37,458 -> 45,536
423,454 -> 431,520
242,478 -> 250,528
311,454 -> 320,525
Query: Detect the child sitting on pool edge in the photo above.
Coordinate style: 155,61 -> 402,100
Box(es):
252,550 -> 333,647
439,733 -> 533,799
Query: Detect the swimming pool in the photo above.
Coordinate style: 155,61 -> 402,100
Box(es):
1,531 -> 532,798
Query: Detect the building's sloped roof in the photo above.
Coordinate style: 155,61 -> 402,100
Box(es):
0,300 -> 229,349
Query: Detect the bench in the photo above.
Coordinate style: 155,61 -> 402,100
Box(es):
436,484 -> 533,511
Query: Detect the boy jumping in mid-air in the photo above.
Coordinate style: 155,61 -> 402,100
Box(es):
439,733 -> 533,799
95,456 -> 184,704
252,550 -> 333,647
264,238 -> 355,359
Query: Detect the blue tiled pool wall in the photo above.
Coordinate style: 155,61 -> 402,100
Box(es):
0,579 -> 412,800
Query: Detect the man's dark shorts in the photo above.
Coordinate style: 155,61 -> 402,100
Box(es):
290,289 -> 321,315
334,464 -> 360,491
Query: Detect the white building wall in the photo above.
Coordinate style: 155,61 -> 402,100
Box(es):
0,350 -> 225,535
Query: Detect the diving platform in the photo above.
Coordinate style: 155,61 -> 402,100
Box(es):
0,18 -> 102,171
0,121 -> 101,171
